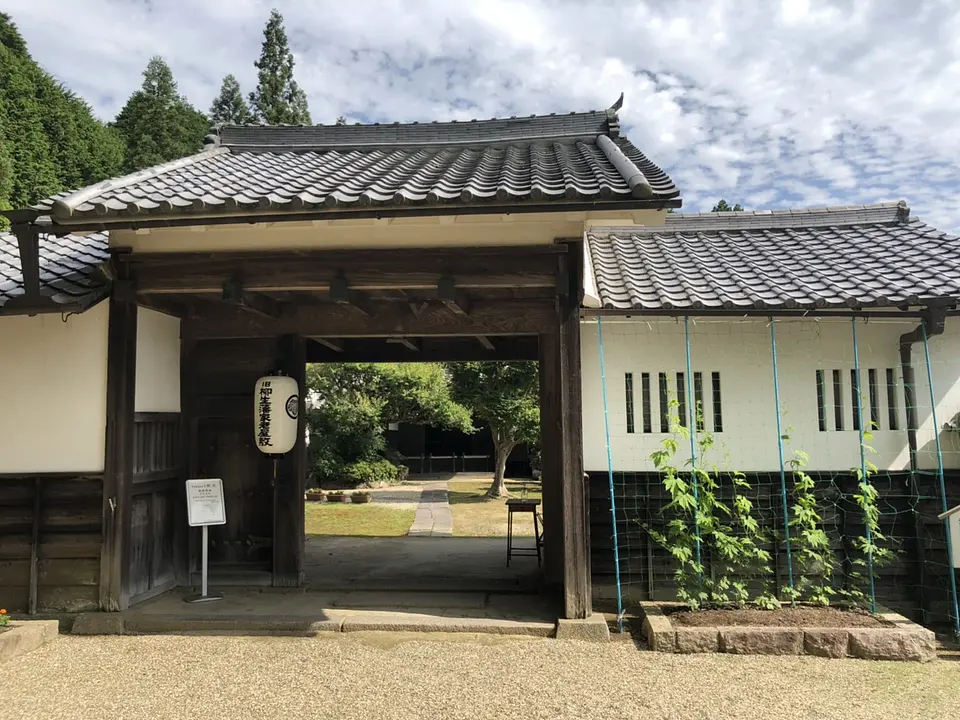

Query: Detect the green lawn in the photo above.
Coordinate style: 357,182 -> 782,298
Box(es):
447,478 -> 542,537
304,502 -> 415,537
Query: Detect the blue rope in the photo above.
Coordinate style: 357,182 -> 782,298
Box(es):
683,317 -> 703,583
596,317 -> 624,633
921,320 -> 960,635
851,317 -> 877,614
770,319 -> 796,602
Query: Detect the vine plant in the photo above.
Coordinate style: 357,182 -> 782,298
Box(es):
843,425 -> 894,608
647,398 -> 775,610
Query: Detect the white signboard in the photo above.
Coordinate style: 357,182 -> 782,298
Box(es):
186,478 -> 226,527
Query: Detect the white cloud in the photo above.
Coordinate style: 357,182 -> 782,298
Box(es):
5,0 -> 960,230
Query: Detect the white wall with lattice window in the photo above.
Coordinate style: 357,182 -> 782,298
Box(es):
581,316 -> 960,473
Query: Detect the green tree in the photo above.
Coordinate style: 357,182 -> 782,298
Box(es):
0,12 -> 123,218
112,56 -> 209,172
712,199 -> 744,212
306,363 -> 472,482
249,10 -> 311,125
447,362 -> 540,498
210,74 -> 252,125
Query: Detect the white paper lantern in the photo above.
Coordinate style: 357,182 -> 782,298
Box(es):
254,375 -> 300,455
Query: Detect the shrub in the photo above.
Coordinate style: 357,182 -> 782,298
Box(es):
342,460 -> 408,488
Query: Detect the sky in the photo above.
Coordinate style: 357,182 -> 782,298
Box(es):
6,0 -> 960,230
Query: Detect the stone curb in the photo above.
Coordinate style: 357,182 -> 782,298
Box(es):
636,603 -> 937,661
0,620 -> 59,664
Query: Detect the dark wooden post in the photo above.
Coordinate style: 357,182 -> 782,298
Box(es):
558,241 -> 591,619
538,332 -> 563,587
177,336 -> 197,585
272,334 -> 307,587
100,256 -> 138,611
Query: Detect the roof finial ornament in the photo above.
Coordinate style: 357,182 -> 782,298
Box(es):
608,92 -> 624,113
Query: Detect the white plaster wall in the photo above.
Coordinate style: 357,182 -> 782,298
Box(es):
135,307 -> 181,413
0,303 -> 109,473
581,317 -> 960,473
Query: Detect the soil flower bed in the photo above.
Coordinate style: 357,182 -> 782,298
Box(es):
641,603 -> 936,661
668,605 -> 891,629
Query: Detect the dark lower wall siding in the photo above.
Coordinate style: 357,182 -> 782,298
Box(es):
589,470 -> 960,627
0,474 -> 103,613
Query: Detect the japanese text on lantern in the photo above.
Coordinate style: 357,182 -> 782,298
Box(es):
258,380 -> 273,448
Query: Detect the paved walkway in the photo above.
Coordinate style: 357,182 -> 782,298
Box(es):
406,480 -> 452,537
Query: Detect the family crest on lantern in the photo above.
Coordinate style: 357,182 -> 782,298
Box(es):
254,373 -> 299,455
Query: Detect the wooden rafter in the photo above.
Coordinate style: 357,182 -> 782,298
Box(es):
438,274 -> 471,316
221,279 -> 283,319
386,337 -> 420,351
329,276 -> 375,317
313,338 -> 344,352
477,335 -> 495,351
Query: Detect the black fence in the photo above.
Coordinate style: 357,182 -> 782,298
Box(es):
589,469 -> 960,627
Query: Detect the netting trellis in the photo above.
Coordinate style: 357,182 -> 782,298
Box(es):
588,314 -> 960,634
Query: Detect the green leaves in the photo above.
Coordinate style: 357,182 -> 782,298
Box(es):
249,10 -> 311,125
210,75 -> 253,125
112,57 -> 209,173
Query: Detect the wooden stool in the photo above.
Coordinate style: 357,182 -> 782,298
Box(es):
506,498 -> 542,567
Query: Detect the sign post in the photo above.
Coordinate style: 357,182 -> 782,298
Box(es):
185,478 -> 227,603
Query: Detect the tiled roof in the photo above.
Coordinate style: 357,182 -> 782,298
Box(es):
38,102 -> 680,226
0,231 -> 108,311
586,202 -> 960,311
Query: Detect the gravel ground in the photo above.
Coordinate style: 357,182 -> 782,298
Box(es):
3,633 -> 959,720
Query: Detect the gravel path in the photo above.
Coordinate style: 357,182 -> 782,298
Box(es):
3,634 -> 959,720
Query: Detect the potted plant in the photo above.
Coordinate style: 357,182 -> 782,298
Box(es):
327,491 -> 349,503
305,488 -> 325,502
352,491 -> 372,504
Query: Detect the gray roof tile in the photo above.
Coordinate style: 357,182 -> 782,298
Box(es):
0,231 -> 108,310
40,107 -> 679,224
586,202 -> 960,311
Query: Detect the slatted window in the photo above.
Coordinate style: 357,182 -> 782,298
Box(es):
868,369 -> 880,430
693,372 -> 705,431
658,373 -> 669,433
816,370 -> 827,432
676,372 -> 687,428
886,368 -> 900,430
851,369 -> 862,431
711,372 -> 723,433
641,373 -> 652,433
833,370 -> 844,431
625,373 -> 635,434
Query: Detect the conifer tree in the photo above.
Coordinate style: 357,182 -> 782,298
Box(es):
210,74 -> 252,125
249,10 -> 311,125
112,56 -> 209,172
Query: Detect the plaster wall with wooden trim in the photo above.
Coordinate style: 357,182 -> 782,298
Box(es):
135,307 -> 181,413
109,210 -> 667,254
581,317 -> 960,473
0,302 -> 110,473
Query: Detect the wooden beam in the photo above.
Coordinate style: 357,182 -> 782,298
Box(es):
386,337 -> 420,351
408,300 -> 429,318
183,298 -> 557,340
100,257 -> 138,612
330,276 -> 375,317
13,224 -> 40,305
273,334 -> 306,588
313,338 -> 344,353
306,336 -> 538,363
539,332 -> 564,588
222,280 -> 283,319
477,335 -> 495,351
132,250 -> 560,295
558,242 -> 591,619
28,477 -> 41,615
438,275 -> 471,317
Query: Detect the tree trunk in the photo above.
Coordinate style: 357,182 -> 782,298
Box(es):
487,426 -> 516,498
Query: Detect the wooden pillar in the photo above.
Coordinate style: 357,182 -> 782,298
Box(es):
558,241 -> 591,619
272,334 -> 307,587
177,336 -> 197,585
539,332 -> 563,587
99,258 -> 138,611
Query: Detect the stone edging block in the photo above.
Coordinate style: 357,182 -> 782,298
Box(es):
637,603 -> 937,661
0,621 -> 59,664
